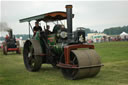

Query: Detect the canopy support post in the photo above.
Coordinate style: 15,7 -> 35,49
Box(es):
28,22 -> 30,38
46,22 -> 47,29
28,22 -> 33,39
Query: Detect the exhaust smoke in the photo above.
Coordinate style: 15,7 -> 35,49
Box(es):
0,22 -> 12,32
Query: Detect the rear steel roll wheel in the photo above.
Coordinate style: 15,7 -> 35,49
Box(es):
23,41 -> 42,72
61,51 -> 79,80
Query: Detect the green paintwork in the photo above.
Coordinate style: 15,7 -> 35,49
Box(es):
47,34 -> 56,45
34,31 -> 63,54
92,35 -> 102,39
47,34 -> 64,54
52,44 -> 63,55
34,31 -> 40,41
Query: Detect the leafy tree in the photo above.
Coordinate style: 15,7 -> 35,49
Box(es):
103,25 -> 128,35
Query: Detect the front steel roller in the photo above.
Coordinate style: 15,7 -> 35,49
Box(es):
23,40 -> 42,72
61,49 -> 102,80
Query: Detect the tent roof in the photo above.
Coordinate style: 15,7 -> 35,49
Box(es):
120,32 -> 128,36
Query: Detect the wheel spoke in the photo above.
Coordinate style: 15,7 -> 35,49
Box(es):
26,44 -> 36,67
72,57 -> 76,65
31,59 -> 35,67
71,69 -> 76,76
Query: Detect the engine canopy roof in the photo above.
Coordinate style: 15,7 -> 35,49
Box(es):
19,11 -> 74,23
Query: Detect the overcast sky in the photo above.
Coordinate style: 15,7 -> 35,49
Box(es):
1,1 -> 128,34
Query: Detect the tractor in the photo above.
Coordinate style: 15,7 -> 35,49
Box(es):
2,29 -> 21,55
19,5 -> 103,80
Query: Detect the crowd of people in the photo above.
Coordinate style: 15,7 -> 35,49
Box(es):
87,35 -> 128,43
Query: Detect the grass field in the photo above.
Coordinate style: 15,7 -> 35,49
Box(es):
0,41 -> 128,85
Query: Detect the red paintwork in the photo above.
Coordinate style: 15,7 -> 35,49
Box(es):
7,48 -> 19,51
57,62 -> 78,68
64,44 -> 94,64
39,54 -> 46,56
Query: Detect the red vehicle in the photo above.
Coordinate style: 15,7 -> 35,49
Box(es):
2,29 -> 21,55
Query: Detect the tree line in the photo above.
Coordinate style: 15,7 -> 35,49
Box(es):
103,25 -> 128,35
84,28 -> 98,36
84,25 -> 128,35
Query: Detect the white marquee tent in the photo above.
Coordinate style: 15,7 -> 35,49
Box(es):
120,32 -> 128,39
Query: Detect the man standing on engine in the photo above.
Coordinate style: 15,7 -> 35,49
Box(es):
33,22 -> 42,36
45,25 -> 51,34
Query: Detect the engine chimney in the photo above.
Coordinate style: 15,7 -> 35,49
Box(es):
8,29 -> 13,38
66,5 -> 73,40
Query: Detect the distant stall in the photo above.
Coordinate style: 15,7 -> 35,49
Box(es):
87,33 -> 108,43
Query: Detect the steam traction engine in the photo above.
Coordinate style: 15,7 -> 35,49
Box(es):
2,29 -> 21,55
19,5 -> 103,80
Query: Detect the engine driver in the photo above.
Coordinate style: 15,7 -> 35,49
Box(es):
45,25 -> 51,35
33,21 -> 42,36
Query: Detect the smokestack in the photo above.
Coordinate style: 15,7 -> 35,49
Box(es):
66,5 -> 73,40
8,29 -> 13,38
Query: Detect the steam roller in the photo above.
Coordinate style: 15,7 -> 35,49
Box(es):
19,4 -> 103,80
2,29 -> 21,55
61,49 -> 101,79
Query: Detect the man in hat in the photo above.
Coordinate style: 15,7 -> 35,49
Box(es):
33,21 -> 42,36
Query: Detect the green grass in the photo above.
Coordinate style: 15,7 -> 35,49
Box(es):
0,41 -> 128,85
